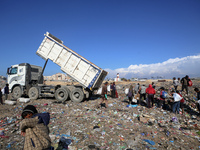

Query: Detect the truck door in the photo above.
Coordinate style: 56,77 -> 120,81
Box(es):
7,65 -> 26,91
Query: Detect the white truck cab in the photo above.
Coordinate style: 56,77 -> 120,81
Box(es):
7,64 -> 26,91
7,63 -> 43,99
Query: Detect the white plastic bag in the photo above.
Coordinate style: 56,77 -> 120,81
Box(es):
173,93 -> 182,102
1,87 -> 5,95
107,85 -> 110,92
5,100 -> 16,105
18,98 -> 30,103
132,98 -> 137,103
97,87 -> 102,95
198,100 -> 200,105
125,88 -> 129,95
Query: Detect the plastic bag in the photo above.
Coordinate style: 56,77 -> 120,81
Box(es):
132,98 -> 137,103
173,93 -> 182,102
188,80 -> 193,87
18,98 -> 30,103
115,90 -> 118,98
97,87 -> 102,95
1,88 -> 5,95
107,85 -> 110,92
125,88 -> 129,95
105,94 -> 107,99
5,100 -> 16,105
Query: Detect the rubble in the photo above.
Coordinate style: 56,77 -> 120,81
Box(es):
0,79 -> 200,149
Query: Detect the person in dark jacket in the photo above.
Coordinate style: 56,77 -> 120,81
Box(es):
20,105 -> 51,150
110,82 -> 116,98
146,84 -> 156,108
194,88 -> 200,114
128,84 -> 134,105
4,84 -> 9,100
0,88 -> 3,104
181,75 -> 189,95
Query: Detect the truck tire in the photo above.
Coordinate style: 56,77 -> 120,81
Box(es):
55,88 -> 68,102
70,88 -> 84,103
12,86 -> 22,99
28,87 -> 39,100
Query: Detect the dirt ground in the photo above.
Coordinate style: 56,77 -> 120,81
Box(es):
0,79 -> 200,150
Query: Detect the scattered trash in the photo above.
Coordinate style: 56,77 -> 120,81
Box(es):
0,79 -> 200,149
143,139 -> 155,145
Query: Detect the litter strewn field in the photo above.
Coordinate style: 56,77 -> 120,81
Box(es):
0,79 -> 200,150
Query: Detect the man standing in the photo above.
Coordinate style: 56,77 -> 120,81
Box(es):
4,84 -> 9,100
110,82 -> 116,98
98,82 -> 108,108
173,77 -> 179,91
134,83 -> 140,94
181,75 -> 189,95
0,88 -> 3,104
138,84 -> 146,105
146,84 -> 156,108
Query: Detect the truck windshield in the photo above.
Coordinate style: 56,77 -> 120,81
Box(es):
9,67 -> 18,75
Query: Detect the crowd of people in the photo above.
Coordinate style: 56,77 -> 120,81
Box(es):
125,75 -> 199,115
98,75 -> 200,117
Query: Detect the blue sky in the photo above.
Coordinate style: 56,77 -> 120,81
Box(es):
0,0 -> 200,79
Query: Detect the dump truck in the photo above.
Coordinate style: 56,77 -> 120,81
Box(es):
7,32 -> 108,102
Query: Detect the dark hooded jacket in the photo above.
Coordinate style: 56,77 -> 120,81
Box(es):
20,113 -> 51,150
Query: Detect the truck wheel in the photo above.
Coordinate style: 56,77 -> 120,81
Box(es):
55,88 -> 68,102
28,87 -> 39,100
70,88 -> 84,103
12,86 -> 22,99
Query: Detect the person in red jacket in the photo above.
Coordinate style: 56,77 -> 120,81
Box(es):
146,84 -> 156,108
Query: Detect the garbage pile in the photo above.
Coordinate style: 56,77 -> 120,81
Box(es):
0,80 -> 200,150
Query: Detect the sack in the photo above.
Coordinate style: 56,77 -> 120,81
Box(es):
134,93 -> 140,100
18,98 -> 30,103
5,100 -> 16,105
107,85 -> 110,92
1,88 -> 5,95
125,88 -> 129,95
173,93 -> 182,102
132,98 -> 137,103
97,87 -> 102,95
188,80 -> 193,87
115,90 -> 118,98
161,91 -> 168,99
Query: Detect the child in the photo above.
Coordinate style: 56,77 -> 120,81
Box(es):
158,87 -> 166,109
20,105 -> 51,150
171,90 -> 182,114
177,90 -> 184,114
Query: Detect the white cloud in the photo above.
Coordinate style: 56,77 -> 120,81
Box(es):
105,54 -> 200,79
